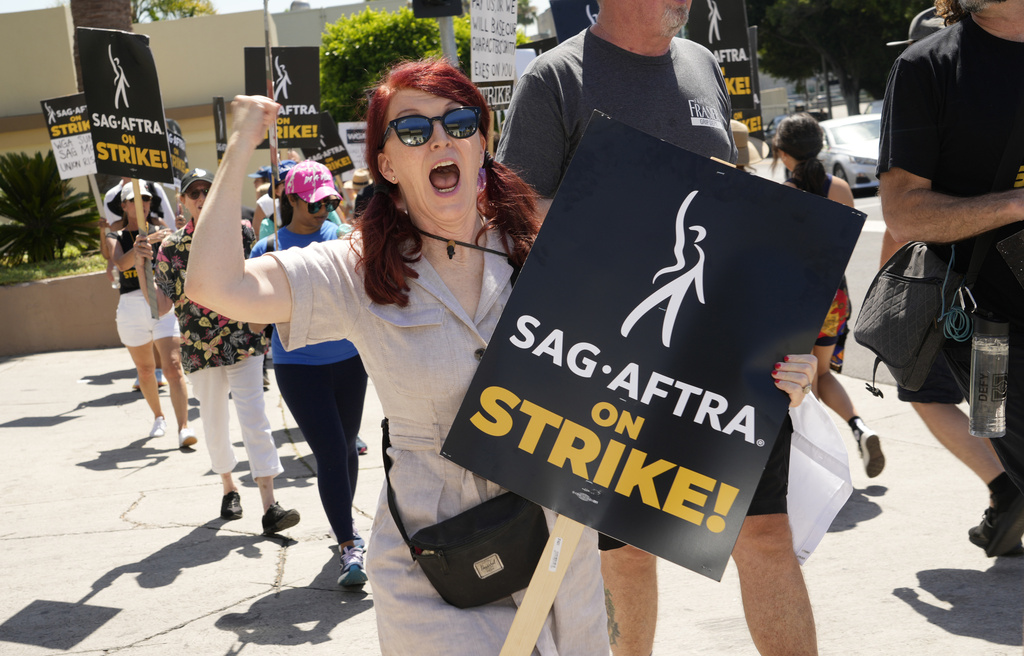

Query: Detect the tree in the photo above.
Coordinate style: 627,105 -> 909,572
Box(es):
321,7 -> 527,122
69,0 -> 132,92
0,152 -> 100,266
746,0 -> 921,114
131,0 -> 216,23
517,0 -> 537,28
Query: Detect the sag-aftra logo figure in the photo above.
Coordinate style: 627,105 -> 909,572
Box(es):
621,191 -> 707,348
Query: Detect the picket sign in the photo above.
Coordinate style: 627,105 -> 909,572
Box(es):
499,515 -> 585,656
130,178 -> 160,320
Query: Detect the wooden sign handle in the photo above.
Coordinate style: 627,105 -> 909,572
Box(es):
131,179 -> 161,320
499,514 -> 585,656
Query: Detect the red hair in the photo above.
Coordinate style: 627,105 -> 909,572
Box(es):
355,58 -> 539,306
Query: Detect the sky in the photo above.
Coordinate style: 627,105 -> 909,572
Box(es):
2,0 -> 552,19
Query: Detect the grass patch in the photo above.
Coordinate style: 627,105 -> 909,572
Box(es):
0,246 -> 107,286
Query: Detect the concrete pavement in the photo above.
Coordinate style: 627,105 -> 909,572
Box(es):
0,345 -> 1021,655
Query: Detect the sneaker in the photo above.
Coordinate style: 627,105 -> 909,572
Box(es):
338,544 -> 368,587
155,368 -> 168,387
353,521 -> 366,549
356,436 -> 368,456
262,502 -> 300,535
851,418 -> 885,478
968,493 -> 1024,557
221,491 -> 243,520
149,416 -> 167,438
178,427 -> 197,448
132,377 -> 141,392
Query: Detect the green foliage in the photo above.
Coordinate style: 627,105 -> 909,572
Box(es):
746,0 -> 922,113
517,0 -> 537,27
321,7 -> 527,122
132,0 -> 216,23
0,249 -> 107,286
0,152 -> 100,267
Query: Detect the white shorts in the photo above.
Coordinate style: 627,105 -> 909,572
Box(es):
116,290 -> 180,348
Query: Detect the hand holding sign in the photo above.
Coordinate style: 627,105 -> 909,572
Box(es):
772,354 -> 816,407
229,95 -> 281,151
442,113 -> 865,581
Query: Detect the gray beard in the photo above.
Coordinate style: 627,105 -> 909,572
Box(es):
960,0 -> 1007,12
661,5 -> 689,37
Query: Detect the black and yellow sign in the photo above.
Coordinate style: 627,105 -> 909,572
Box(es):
243,47 -> 320,149
40,93 -> 96,180
687,0 -> 756,111
166,118 -> 188,190
311,112 -> 354,177
78,27 -> 173,184
213,96 -> 227,165
441,113 -> 864,580
549,0 -> 600,42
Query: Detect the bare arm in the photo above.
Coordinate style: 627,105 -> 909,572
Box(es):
185,96 -> 293,325
880,167 -> 1024,244
107,232 -> 136,272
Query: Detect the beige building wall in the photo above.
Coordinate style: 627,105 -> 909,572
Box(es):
0,2 -> 398,207
0,7 -> 79,118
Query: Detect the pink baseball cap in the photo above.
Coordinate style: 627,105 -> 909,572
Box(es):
283,160 -> 339,203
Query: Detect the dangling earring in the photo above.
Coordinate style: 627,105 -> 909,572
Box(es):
477,167 -> 487,192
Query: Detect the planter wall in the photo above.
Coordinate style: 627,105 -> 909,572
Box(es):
1,272 -> 121,356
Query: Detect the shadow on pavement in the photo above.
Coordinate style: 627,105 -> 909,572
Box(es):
0,598 -> 121,650
77,368 -> 136,387
76,435 -> 177,472
2,390 -> 144,429
893,557 -> 1024,647
81,524 -> 264,604
828,485 -> 886,533
215,549 -> 372,648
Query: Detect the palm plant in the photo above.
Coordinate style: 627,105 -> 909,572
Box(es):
0,151 -> 100,266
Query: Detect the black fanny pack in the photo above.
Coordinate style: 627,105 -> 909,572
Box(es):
382,419 -> 549,609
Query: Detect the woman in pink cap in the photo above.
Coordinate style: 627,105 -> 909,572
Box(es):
249,160 -> 369,587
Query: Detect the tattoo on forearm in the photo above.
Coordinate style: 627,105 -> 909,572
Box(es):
605,587 -> 620,646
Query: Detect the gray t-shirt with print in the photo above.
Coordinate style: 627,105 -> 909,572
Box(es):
497,29 -> 737,198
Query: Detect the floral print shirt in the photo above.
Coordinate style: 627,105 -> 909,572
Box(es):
155,218 -> 268,374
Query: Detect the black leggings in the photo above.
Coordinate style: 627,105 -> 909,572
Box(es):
275,355 -> 368,543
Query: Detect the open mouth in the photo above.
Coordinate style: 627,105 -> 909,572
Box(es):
429,159 -> 460,193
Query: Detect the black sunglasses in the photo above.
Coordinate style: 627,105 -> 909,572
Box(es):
379,106 -> 482,148
185,186 -> 210,201
306,198 -> 340,214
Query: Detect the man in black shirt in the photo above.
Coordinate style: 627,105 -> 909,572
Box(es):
879,0 -> 1024,552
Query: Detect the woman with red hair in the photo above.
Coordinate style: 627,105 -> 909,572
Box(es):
184,59 -> 612,652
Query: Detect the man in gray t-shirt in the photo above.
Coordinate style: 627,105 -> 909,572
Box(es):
497,28 -> 736,203
497,2 -> 817,655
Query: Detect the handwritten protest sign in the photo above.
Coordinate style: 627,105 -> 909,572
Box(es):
78,28 -> 173,184
244,47 -> 320,149
40,94 -> 96,180
442,113 -> 864,580
471,0 -> 517,109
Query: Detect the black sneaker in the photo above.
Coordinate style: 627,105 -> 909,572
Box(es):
262,502 -> 300,535
968,493 -> 1024,557
221,491 -> 243,521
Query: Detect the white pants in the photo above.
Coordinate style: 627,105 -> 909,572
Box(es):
187,355 -> 283,479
